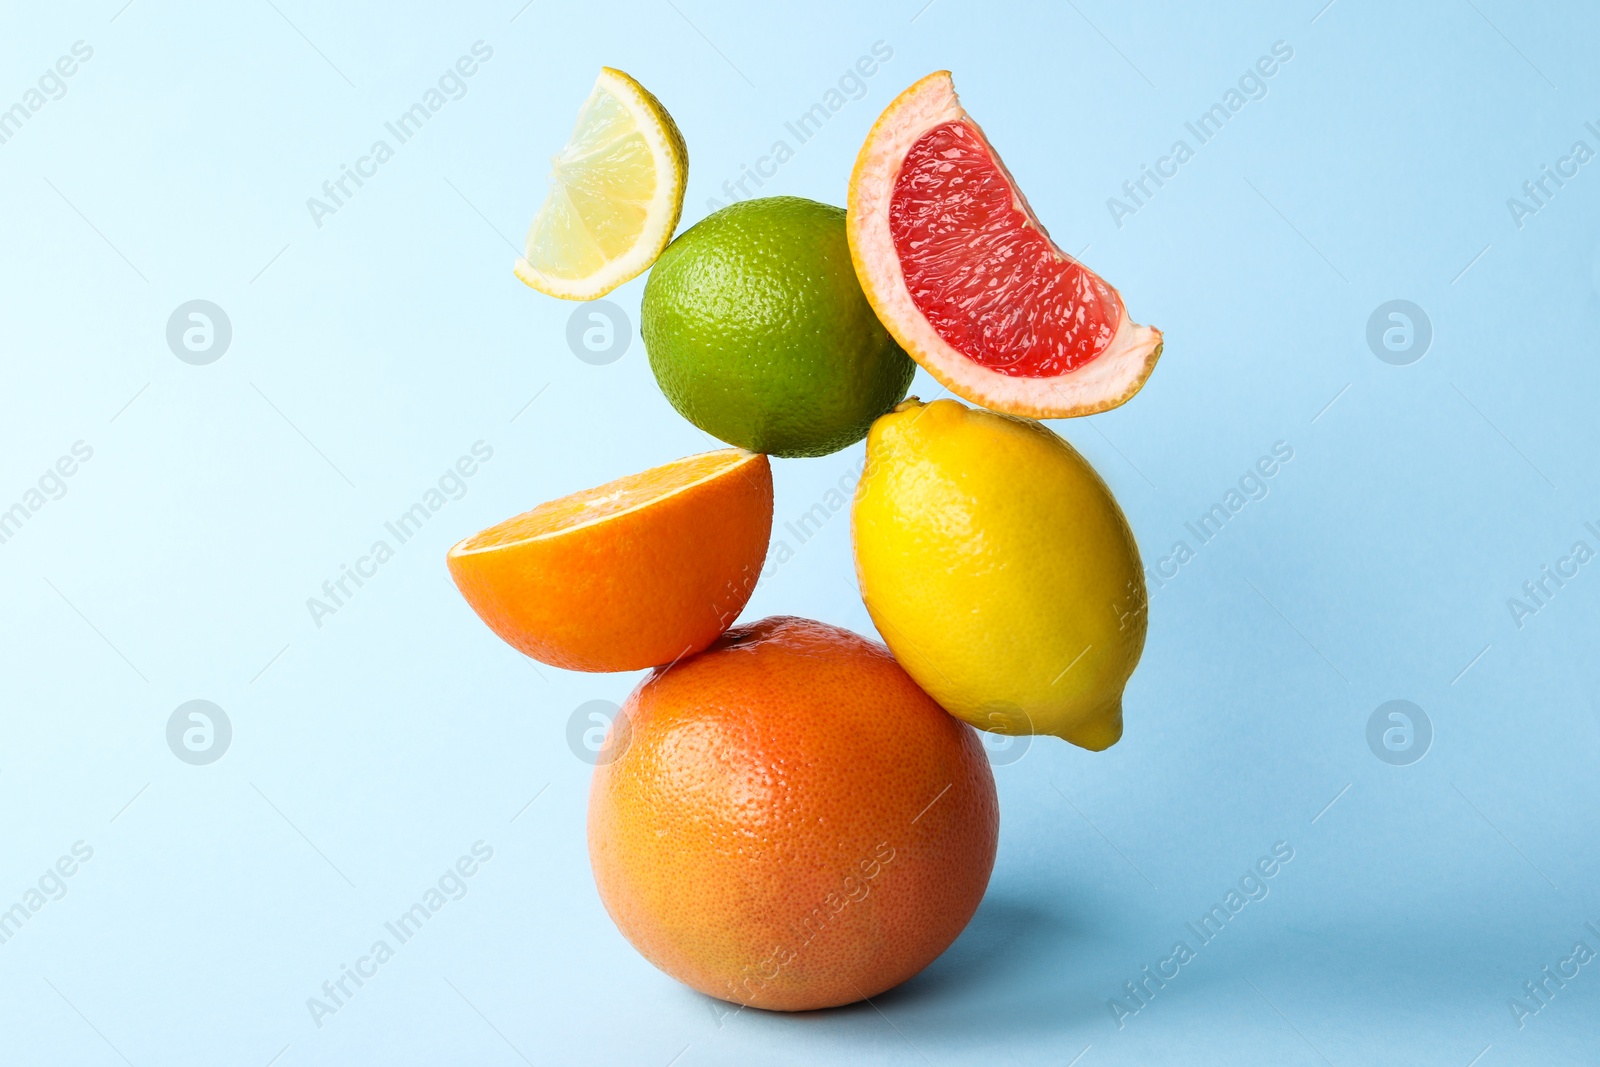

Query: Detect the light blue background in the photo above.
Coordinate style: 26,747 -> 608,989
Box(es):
2,0 -> 1597,1063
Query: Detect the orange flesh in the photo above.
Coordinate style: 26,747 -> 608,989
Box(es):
454,450 -> 751,551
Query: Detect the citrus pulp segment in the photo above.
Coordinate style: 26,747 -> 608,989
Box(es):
514,67 -> 688,300
848,71 -> 1163,418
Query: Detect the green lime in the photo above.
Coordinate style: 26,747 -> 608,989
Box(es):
641,196 -> 914,458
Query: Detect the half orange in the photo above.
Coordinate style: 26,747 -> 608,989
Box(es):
446,449 -> 772,672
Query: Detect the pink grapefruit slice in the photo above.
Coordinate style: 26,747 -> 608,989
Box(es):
848,72 -> 1163,419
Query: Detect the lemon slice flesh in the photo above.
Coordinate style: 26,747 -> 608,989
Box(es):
515,68 -> 688,300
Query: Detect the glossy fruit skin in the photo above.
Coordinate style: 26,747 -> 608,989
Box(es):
641,196 -> 915,458
446,453 -> 772,672
852,399 -> 1146,751
588,616 -> 998,1011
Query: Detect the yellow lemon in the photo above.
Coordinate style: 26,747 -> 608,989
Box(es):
851,398 -> 1146,751
514,67 -> 687,300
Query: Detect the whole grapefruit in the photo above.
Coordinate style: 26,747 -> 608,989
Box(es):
587,616 -> 998,1010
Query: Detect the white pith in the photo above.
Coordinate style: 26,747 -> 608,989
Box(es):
847,72 -> 1163,419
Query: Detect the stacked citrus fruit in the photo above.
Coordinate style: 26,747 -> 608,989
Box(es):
453,68 -> 1162,1011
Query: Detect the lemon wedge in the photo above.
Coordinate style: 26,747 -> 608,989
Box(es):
514,67 -> 688,300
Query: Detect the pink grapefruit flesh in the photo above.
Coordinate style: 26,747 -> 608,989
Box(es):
849,72 -> 1163,418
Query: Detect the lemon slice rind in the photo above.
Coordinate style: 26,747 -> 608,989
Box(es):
515,67 -> 687,301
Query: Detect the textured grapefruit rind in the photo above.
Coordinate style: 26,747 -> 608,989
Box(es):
847,71 -> 1163,419
588,617 -> 999,1011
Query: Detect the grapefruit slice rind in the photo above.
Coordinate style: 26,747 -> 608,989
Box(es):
847,71 -> 1163,419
